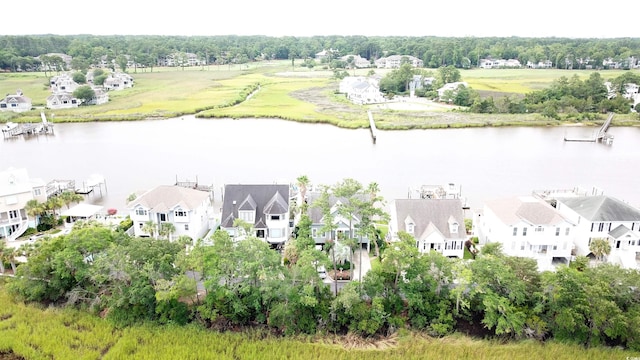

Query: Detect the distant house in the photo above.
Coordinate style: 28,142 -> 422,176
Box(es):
46,93 -> 79,109
50,73 -> 79,93
306,192 -> 371,251
340,55 -> 371,68
0,167 -> 47,241
0,90 -> 31,112
338,76 -> 384,105
157,52 -> 202,67
526,60 -> 553,69
315,48 -> 339,62
474,196 -> 575,271
479,58 -> 522,69
220,184 -> 291,245
554,195 -> 640,269
87,87 -> 109,105
437,82 -> 468,101
375,55 -> 423,69
128,185 -> 214,241
388,199 -> 467,258
103,72 -> 134,91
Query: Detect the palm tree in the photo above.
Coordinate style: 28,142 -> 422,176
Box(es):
59,191 -> 84,209
159,222 -> 176,241
367,182 -> 382,257
25,199 -> 45,223
296,175 -> 310,215
142,220 -> 157,238
45,196 -> 64,217
590,237 -> 611,263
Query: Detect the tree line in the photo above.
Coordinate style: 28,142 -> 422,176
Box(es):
1,35 -> 639,71
6,178 -> 640,352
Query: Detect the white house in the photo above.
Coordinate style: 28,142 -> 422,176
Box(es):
88,87 -> 109,105
554,195 -> 640,269
46,93 -> 79,109
479,58 -> 522,69
0,90 -> 32,112
220,184 -> 291,246
375,55 -> 423,69
474,196 -> 575,271
103,72 -> 134,91
437,82 -> 468,101
340,55 -> 371,68
128,185 -> 214,241
50,73 -> 79,93
389,199 -> 467,258
338,76 -> 384,105
0,168 -> 47,241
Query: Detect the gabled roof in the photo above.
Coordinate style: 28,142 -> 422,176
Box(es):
418,221 -> 445,241
558,196 -> 640,222
485,196 -> 568,226
306,192 -> 368,224
220,184 -> 289,228
129,185 -> 210,213
609,224 -> 636,239
238,194 -> 257,211
392,199 -> 466,240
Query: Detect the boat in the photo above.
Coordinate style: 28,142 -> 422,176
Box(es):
2,122 -> 19,133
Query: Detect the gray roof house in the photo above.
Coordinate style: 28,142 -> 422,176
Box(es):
555,195 -> 640,268
306,192 -> 372,251
0,90 -> 31,112
389,199 -> 466,258
220,184 -> 290,246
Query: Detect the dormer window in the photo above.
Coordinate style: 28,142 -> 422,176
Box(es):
448,216 -> 459,234
175,210 -> 186,217
135,208 -> 147,216
407,223 -> 415,234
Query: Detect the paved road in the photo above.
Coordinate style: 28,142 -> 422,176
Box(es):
351,248 -> 372,281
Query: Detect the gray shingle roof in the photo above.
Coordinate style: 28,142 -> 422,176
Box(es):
221,184 -> 289,228
609,224 -> 632,238
558,196 -> 640,222
392,199 -> 466,240
485,196 -> 567,226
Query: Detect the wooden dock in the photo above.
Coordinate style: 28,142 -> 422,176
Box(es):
368,111 -> 377,144
1,112 -> 54,139
564,112 -> 614,144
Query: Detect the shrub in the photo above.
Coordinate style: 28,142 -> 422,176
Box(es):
117,217 -> 133,232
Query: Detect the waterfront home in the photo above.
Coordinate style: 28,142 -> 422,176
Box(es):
338,76 -> 384,105
103,72 -> 134,91
306,192 -> 371,252
375,55 -> 423,69
0,90 -> 32,112
88,87 -> 109,105
339,55 -> 371,68
479,58 -> 522,68
50,73 -> 79,93
0,168 -> 47,241
220,184 -> 291,246
46,93 -> 79,109
388,199 -> 466,258
474,196 -> 575,271
128,185 -> 214,241
315,48 -> 339,62
554,195 -> 640,269
437,82 -> 468,102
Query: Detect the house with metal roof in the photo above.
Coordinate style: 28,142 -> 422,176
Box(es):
474,196 -> 575,271
220,184 -> 291,246
389,198 -> 467,258
554,195 -> 640,268
128,185 -> 214,241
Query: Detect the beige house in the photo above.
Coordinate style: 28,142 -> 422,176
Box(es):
0,168 -> 47,242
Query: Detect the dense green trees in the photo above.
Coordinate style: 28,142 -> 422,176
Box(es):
7,206 -> 640,351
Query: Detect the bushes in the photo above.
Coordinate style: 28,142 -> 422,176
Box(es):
116,217 -> 133,232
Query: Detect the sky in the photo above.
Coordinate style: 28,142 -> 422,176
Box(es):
2,1 -> 636,39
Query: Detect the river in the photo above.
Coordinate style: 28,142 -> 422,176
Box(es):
2,116 -> 639,212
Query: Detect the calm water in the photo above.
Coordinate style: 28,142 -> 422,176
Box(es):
2,116 -> 639,212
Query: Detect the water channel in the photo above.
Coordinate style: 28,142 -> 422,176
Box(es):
2,116 -> 639,212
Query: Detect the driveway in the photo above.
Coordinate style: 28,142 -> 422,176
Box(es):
351,248 -> 372,281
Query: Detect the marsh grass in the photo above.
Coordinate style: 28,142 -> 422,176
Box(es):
1,65 -> 638,128
0,285 -> 638,360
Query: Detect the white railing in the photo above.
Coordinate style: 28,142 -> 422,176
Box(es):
7,220 -> 29,242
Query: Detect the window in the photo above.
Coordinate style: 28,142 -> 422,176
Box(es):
513,227 -> 518,236
139,222 -> 143,229
184,224 -> 189,230
522,227 -> 527,236
565,227 -> 570,236
598,222 -> 605,232
33,188 -> 42,196
269,228 -> 283,238
9,210 -> 18,219
312,228 -> 317,238
239,211 -> 255,222
535,226 -> 544,232
159,213 -> 166,222
520,242 -> 525,250
175,210 -> 186,217
270,215 -> 280,221
511,241 -> 516,250
555,227 -> 560,236
553,245 -> 557,250
135,208 -> 147,216
407,223 -> 415,234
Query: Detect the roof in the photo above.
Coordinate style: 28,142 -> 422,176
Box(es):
0,167 -> 44,197
220,184 -> 290,228
129,185 -> 210,213
484,196 -> 568,226
558,195 -> 640,222
306,192 -> 369,224
391,198 -> 466,240
61,203 -> 103,218
609,224 -> 633,238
